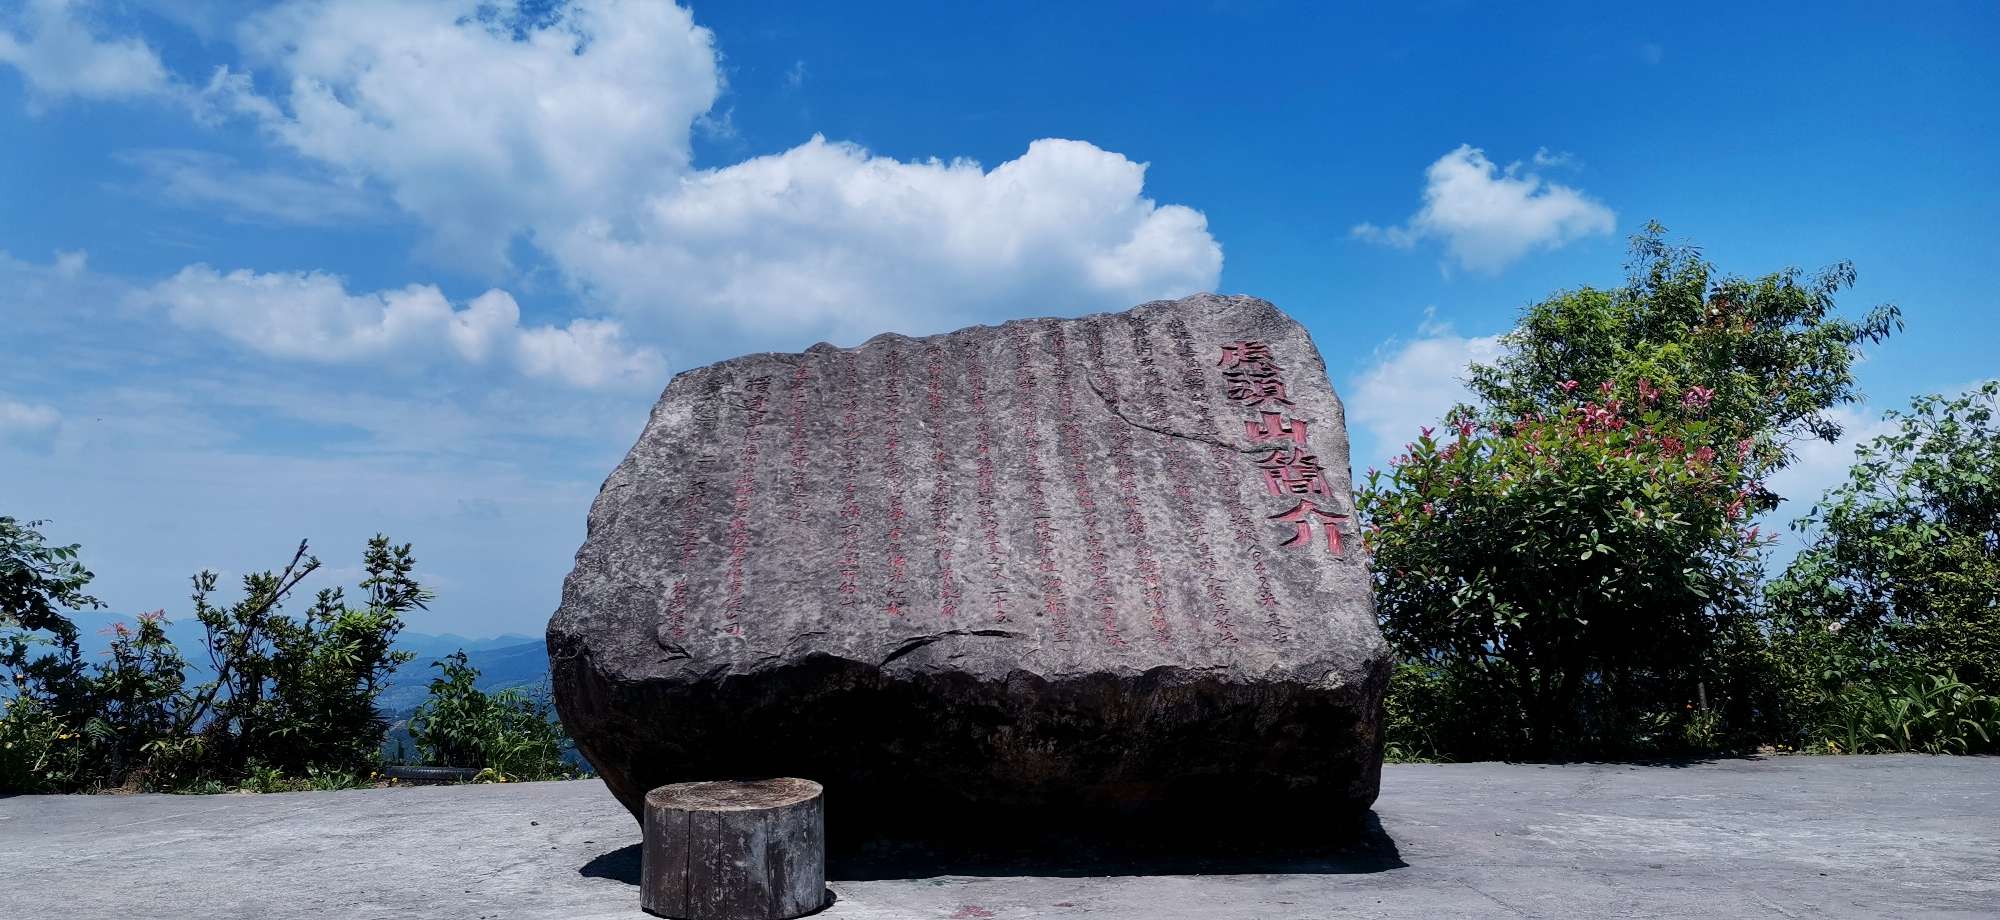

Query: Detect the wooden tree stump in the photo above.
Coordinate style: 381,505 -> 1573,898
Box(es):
641,778 -> 826,920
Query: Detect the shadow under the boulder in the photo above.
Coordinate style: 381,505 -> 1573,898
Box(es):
581,808 -> 1403,886
830,809 -> 1404,880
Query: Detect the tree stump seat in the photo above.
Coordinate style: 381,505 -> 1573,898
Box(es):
641,778 -> 826,920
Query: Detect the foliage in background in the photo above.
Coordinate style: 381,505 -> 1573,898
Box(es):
1817,675 -> 1999,755
409,651 -> 579,782
1,527 -> 433,792
182,537 -> 426,778
1759,382 -> 2000,754
1768,382 -> 2000,690
1467,221 -> 1901,463
1361,393 -> 1769,757
1368,225 -> 1900,760
3,516 -> 110,792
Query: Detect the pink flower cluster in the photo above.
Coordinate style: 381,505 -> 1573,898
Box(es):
1579,400 -> 1627,432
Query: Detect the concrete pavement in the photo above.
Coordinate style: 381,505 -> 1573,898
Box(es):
2,756 -> 1995,919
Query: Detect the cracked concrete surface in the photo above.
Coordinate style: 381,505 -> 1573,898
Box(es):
3,756 -> 1995,919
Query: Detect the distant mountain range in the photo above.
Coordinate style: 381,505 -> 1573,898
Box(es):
375,635 -> 551,716
63,612 -> 549,718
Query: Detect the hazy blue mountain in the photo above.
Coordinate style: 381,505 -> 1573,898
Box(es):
41,611 -> 562,768
377,639 -> 552,717
397,632 -> 541,661
56,611 -> 548,718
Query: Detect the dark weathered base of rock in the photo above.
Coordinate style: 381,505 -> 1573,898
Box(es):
556,650 -> 1388,844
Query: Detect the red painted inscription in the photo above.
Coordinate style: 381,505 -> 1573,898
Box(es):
882,348 -> 910,616
1271,499 -> 1348,554
1256,447 -> 1334,498
1159,317 -> 1239,643
723,375 -> 775,633
963,341 -> 1011,623
1010,324 -> 1071,641
836,355 -> 864,610
1050,325 -> 1123,644
1135,317 -> 1226,644
923,345 -> 962,618
1246,411 -> 1309,445
1085,323 -> 1172,645
663,377 -> 724,639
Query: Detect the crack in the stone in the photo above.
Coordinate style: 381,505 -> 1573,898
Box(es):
880,629 -> 1027,667
1083,376 -> 1258,454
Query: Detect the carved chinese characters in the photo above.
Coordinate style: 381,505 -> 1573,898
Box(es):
1219,341 -> 1350,555
550,293 -> 1388,835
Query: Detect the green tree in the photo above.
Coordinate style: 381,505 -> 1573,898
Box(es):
2,530 -> 431,792
1469,222 -> 1901,486
1,517 -> 100,709
409,651 -> 578,782
0,518 -> 101,791
1768,382 -> 2000,696
1365,225 -> 1899,758
1360,402 -> 1766,756
185,536 -> 429,776
91,612 -> 192,784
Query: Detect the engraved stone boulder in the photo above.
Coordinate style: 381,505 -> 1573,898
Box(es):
548,293 -> 1390,840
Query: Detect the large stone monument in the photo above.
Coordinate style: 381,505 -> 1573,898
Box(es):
549,293 -> 1389,838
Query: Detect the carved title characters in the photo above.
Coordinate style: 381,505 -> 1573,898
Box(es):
1218,342 -> 1349,555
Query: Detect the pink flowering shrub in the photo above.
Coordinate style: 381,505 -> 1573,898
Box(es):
1366,225 -> 1900,759
1360,386 -> 1776,756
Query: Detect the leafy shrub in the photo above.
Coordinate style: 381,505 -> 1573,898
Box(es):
1367,225 -> 1898,760
409,651 -> 578,782
1767,382 -> 2000,695
243,761 -> 290,794
1466,222 -> 1900,456
0,697 -> 83,792
1820,675 -> 2000,755
1,524 -> 430,792
186,537 -> 428,778
1362,396 -> 1768,757
2,516 -> 101,790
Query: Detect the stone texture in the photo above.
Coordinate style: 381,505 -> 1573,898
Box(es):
548,293 -> 1389,837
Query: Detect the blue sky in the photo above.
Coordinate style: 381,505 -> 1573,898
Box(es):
3,0 -> 1994,636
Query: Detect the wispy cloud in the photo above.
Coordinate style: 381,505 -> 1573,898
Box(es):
0,0 -> 175,107
1352,144 -> 1614,274
1349,310 -> 1505,461
114,149 -> 384,226
143,266 -> 665,390
0,396 -> 61,444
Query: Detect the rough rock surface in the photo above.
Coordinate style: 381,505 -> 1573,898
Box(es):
549,294 -> 1389,836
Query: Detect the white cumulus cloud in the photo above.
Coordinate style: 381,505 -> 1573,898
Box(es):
0,397 -> 61,443
1350,312 -> 1505,455
1764,406 -> 1899,515
551,135 -> 1221,343
0,0 -> 174,105
1353,144 -> 1615,274
218,0 -> 1218,345
146,266 -> 664,389
231,0 -> 723,272
12,0 -> 1222,371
